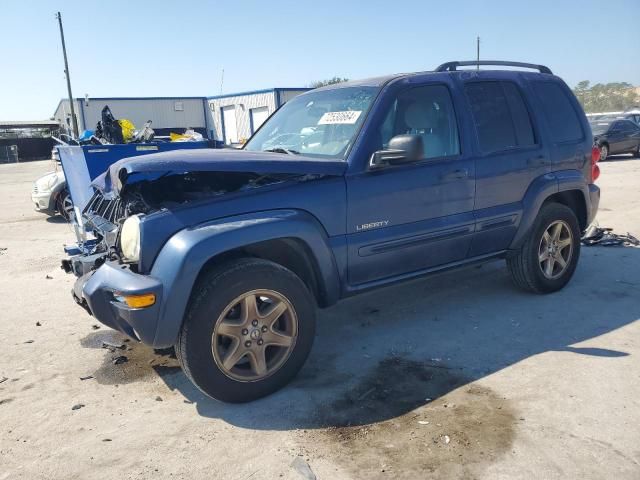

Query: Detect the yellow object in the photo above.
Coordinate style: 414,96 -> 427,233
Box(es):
118,119 -> 136,143
170,132 -> 188,141
116,292 -> 156,308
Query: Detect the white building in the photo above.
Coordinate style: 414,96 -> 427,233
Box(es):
208,88 -> 310,145
53,88 -> 310,143
53,96 -> 212,138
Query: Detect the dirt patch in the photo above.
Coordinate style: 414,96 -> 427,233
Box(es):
300,357 -> 516,479
80,331 -> 180,385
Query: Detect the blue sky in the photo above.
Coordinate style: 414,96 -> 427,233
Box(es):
1,0 -> 639,120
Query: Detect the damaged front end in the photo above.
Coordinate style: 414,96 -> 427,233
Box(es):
63,170 -> 305,278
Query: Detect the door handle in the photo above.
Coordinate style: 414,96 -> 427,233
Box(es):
441,168 -> 469,180
527,156 -> 545,167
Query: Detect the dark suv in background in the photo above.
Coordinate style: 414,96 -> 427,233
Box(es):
65,60 -> 600,402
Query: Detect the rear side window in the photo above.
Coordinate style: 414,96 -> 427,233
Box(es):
533,82 -> 583,143
502,83 -> 535,146
465,81 -> 536,153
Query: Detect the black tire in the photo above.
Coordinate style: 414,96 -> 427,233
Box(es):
176,258 -> 316,403
507,203 -> 581,294
55,189 -> 74,222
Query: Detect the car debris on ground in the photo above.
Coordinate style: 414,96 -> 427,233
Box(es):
582,224 -> 639,246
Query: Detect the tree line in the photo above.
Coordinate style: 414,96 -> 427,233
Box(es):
573,81 -> 639,113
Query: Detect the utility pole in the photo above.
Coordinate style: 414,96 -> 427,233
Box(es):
56,12 -> 79,138
476,36 -> 480,70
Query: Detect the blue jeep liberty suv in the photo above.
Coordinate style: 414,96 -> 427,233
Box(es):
65,61 -> 601,402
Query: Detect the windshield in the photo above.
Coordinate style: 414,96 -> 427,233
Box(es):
590,122 -> 611,135
244,86 -> 378,159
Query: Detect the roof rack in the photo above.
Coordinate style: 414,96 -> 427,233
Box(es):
435,61 -> 552,74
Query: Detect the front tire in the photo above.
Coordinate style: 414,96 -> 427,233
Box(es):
507,203 -> 581,294
56,189 -> 74,222
176,258 -> 316,403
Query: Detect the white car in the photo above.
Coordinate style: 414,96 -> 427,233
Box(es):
31,170 -> 74,220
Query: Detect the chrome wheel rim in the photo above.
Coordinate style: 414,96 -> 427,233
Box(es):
212,289 -> 298,382
62,194 -> 74,220
600,145 -> 608,161
538,220 -> 573,280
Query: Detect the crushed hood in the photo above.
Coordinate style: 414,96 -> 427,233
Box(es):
92,148 -> 347,195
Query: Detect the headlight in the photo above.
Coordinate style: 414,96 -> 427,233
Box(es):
120,215 -> 142,262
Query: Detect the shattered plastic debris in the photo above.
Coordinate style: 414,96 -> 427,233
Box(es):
582,224 -> 639,247
418,420 -> 429,425
102,341 -> 125,352
443,435 -> 451,444
291,457 -> 316,480
112,356 -> 128,365
71,403 -> 85,410
79,375 -> 94,381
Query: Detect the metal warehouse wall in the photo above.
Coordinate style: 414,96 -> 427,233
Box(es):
54,98 -> 210,135
208,91 -> 277,143
278,89 -> 309,104
208,89 -> 310,144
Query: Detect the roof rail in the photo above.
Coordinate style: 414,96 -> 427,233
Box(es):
435,60 -> 553,74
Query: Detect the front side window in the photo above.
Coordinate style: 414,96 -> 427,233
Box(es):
244,86 -> 377,159
377,84 -> 460,159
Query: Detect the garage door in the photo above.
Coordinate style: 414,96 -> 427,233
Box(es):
222,106 -> 238,144
250,106 -> 270,134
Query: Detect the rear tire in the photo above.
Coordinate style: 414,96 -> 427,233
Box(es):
176,258 -> 316,403
599,144 -> 608,161
507,203 -> 581,294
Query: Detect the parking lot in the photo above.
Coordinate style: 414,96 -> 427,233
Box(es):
0,157 -> 639,479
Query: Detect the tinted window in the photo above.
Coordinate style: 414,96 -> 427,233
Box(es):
502,83 -> 535,146
533,82 -> 583,143
378,84 -> 460,158
465,81 -> 536,153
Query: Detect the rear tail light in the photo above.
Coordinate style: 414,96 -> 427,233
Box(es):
591,145 -> 600,182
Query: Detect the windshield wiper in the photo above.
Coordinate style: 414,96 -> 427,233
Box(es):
263,147 -> 300,155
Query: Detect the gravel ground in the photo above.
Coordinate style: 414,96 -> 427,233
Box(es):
0,157 -> 639,479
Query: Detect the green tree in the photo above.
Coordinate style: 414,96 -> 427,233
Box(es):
309,77 -> 349,88
573,81 -> 639,113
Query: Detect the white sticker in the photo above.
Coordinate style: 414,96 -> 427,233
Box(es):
318,110 -> 362,125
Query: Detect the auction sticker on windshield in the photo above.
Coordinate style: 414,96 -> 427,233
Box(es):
318,111 -> 362,125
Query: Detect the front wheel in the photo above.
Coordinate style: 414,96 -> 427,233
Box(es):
176,258 -> 316,403
507,203 -> 581,294
56,189 -> 75,222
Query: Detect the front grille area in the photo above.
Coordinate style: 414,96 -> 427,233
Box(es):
84,190 -> 126,224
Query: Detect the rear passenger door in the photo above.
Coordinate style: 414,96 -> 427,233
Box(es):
463,80 -> 546,256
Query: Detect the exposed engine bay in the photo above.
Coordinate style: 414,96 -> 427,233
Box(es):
62,171 -> 320,276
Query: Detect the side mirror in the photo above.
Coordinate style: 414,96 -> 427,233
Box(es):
370,134 -> 424,169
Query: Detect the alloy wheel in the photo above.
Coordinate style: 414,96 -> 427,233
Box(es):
599,144 -> 608,161
211,289 -> 298,382
538,220 -> 573,280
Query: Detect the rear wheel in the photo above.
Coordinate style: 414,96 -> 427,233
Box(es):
507,203 -> 581,293
176,258 -> 316,403
599,144 -> 609,161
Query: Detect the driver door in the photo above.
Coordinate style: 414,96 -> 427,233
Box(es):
345,81 -> 475,286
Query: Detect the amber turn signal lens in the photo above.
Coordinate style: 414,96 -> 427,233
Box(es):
115,293 -> 156,308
